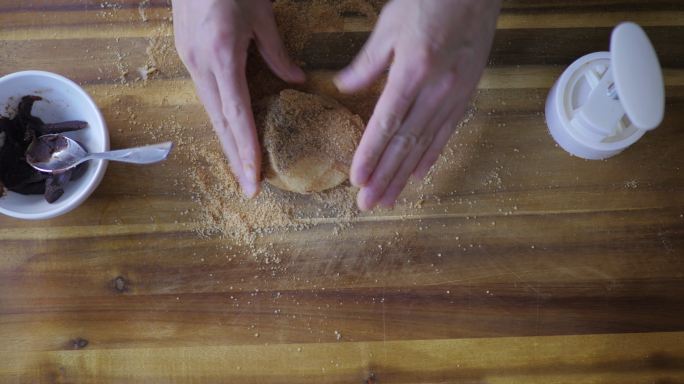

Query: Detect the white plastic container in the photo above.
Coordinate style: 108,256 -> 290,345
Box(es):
545,22 -> 665,159
0,71 -> 109,220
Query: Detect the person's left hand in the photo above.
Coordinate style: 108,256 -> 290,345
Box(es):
172,0 -> 304,198
335,0 -> 501,211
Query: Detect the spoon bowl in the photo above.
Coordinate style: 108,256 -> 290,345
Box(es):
26,134 -> 87,173
27,134 -> 173,174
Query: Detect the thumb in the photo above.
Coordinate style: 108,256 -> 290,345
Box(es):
334,23 -> 392,93
253,6 -> 305,83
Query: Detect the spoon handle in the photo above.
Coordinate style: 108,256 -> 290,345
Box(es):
84,142 -> 174,165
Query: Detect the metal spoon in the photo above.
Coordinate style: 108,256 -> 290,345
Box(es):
26,134 -> 173,173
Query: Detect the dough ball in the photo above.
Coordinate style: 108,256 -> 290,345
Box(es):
257,89 -> 363,194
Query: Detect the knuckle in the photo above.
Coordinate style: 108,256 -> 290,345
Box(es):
394,89 -> 414,110
210,29 -> 247,59
223,102 -> 245,120
210,33 -> 230,56
391,132 -> 418,156
417,132 -> 434,149
437,70 -> 459,92
375,113 -> 401,141
211,116 -> 230,135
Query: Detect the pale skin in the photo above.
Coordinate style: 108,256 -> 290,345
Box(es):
173,0 -> 501,211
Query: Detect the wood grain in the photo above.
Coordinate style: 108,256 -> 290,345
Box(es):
1,1 -> 683,383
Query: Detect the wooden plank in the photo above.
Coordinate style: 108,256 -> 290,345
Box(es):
1,332 -> 683,383
302,27 -> 684,70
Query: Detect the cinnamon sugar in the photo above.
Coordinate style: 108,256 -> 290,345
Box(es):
186,139 -> 361,252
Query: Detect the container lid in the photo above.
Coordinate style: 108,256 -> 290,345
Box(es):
610,22 -> 665,130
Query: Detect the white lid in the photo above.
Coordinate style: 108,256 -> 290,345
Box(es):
545,22 -> 665,160
611,22 -> 665,130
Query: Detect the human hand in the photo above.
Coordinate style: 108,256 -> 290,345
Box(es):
335,0 -> 501,211
172,0 -> 305,197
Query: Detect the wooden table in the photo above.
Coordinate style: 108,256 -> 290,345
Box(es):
2,1 -> 684,382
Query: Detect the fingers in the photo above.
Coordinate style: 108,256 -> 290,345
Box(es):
334,16 -> 393,93
191,70 -> 252,195
357,79 -> 454,211
252,4 -> 305,83
350,60 -> 426,187
412,107 -> 463,181
377,104 -> 457,209
214,52 -> 261,198
356,134 -> 409,211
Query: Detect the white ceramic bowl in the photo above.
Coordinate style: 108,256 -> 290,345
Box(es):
0,71 -> 109,220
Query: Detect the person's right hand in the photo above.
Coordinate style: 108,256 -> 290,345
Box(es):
172,0 -> 305,197
335,0 -> 500,211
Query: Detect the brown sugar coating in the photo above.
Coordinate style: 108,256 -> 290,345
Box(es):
256,89 -> 364,194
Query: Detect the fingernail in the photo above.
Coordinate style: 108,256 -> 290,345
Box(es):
350,167 -> 369,187
242,182 -> 257,198
290,65 -> 306,83
243,163 -> 258,184
357,187 -> 377,212
241,162 -> 259,198
357,200 -> 372,212
333,68 -> 353,91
